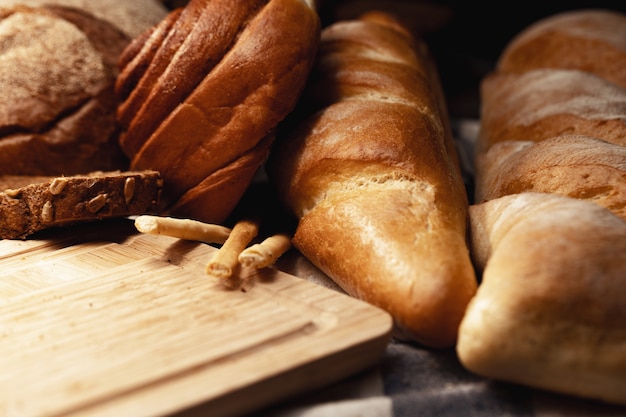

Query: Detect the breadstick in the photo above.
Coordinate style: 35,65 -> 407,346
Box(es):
238,233 -> 292,269
134,215 -> 232,244
206,218 -> 259,282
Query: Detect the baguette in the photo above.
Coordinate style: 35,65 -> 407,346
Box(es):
464,7 -> 626,406
458,192 -> 626,406
268,12 -> 477,348
475,8 -> 626,215
115,0 -> 320,225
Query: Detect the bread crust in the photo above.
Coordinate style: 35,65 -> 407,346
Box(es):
268,12 -> 477,348
497,9 -> 626,89
0,0 -> 168,38
475,135 -> 626,221
478,69 -> 626,155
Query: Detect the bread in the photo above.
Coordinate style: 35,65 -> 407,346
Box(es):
115,0 -> 320,225
474,135 -> 626,221
267,12 -> 477,348
0,170 -> 163,239
464,7 -> 626,406
0,5 -> 131,176
477,68 -> 626,155
458,192 -> 626,406
475,8 -> 626,218
0,0 -> 168,38
496,9 -> 626,89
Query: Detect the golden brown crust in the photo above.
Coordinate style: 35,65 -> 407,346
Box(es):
268,12 -> 477,348
115,0 -> 320,224
474,135 -> 626,221
477,69 -> 626,155
497,9 -> 626,89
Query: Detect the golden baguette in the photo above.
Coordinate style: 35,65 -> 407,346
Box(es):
268,12 -> 477,347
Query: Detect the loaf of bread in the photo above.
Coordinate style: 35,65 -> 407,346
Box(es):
458,192 -> 626,406
461,7 -> 626,406
0,170 -> 163,239
0,0 -> 168,37
115,0 -> 320,225
0,5 -> 130,176
267,12 -> 477,348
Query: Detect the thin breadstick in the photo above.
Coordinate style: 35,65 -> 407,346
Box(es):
134,215 -> 232,244
238,233 -> 292,269
206,218 -> 259,281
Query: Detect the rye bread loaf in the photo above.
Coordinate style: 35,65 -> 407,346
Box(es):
0,5 -> 130,176
0,0 -> 168,38
115,0 -> 320,225
268,12 -> 477,348
0,170 -> 163,239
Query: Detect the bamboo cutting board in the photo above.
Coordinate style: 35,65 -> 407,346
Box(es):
0,219 -> 392,417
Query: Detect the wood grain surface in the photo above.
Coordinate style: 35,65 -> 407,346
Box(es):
0,219 -> 392,417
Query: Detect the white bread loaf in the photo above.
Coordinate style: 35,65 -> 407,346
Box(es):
268,12 -> 477,348
458,192 -> 626,406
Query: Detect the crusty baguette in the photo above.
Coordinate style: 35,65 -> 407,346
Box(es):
0,171 -> 163,239
474,134 -> 626,221
466,7 -> 626,406
496,9 -> 626,89
458,192 -> 626,406
115,0 -> 320,225
268,12 -> 477,348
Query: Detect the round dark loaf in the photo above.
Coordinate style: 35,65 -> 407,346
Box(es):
0,0 -> 168,38
115,0 -> 320,224
0,5 -> 131,176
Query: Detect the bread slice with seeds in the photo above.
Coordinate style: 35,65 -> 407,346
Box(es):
0,170 -> 163,239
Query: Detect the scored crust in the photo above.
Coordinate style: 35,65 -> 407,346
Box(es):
0,5 -> 130,176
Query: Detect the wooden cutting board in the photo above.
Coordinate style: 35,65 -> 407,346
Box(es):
0,219 -> 392,417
